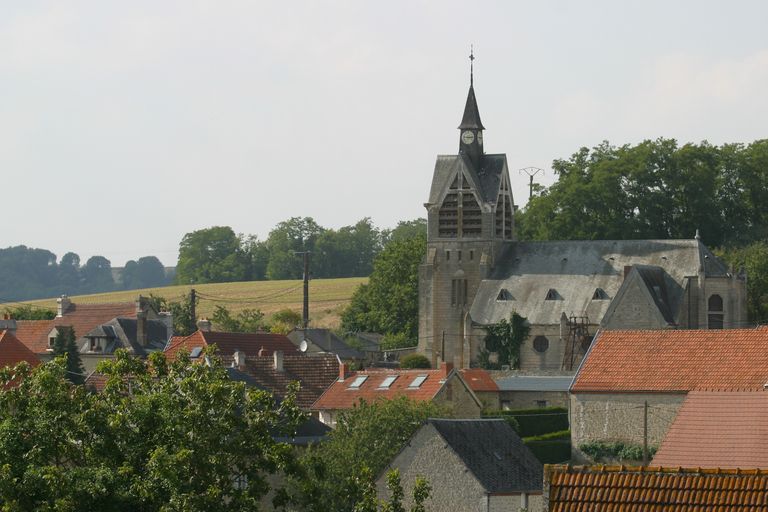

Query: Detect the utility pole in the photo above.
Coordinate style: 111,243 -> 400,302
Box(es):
190,288 -> 196,324
519,167 -> 544,201
294,251 -> 311,328
643,400 -> 649,466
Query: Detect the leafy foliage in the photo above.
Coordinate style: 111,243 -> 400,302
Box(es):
211,305 -> 267,333
0,350 -> 303,510
483,407 -> 569,437
579,441 -> 657,462
2,305 -> 55,320
176,226 -> 251,284
148,293 -> 198,336
398,354 -> 431,369
353,468 -> 431,512
121,256 -> 169,290
51,326 -> 85,385
479,312 -> 529,369
716,241 -> 768,322
341,234 -> 426,341
268,308 -> 303,334
285,397 -> 446,512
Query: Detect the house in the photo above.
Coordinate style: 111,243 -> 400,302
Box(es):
652,390 -> 768,468
544,464 -> 768,511
0,329 -> 40,373
570,327 -> 768,462
164,326 -> 299,361
225,351 -> 339,411
287,328 -> 368,362
81,317 -> 169,357
418,63 -> 747,371
311,361 -> 482,427
492,373 -> 572,410
459,368 -> 499,410
377,419 -> 543,512
13,295 -> 172,371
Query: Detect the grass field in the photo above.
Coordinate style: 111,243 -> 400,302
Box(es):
25,277 -> 367,329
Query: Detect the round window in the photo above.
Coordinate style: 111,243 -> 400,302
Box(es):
533,336 -> 549,353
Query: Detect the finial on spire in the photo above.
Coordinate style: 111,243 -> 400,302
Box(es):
469,45 -> 475,87
694,229 -> 701,241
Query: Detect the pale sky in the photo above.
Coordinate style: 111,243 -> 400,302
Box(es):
2,1 -> 767,266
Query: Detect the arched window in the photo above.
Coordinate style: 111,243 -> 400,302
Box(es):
708,294 -> 724,329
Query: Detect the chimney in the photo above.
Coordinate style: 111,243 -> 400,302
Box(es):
135,295 -> 145,315
441,360 -> 454,377
273,350 -> 284,371
234,350 -> 246,370
623,265 -> 633,279
339,362 -> 350,381
197,318 -> 212,332
136,310 -> 148,347
57,295 -> 71,317
158,311 -> 173,341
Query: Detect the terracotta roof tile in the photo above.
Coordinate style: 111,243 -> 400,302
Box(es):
459,368 -> 499,392
652,391 -> 768,469
546,464 -> 768,511
572,327 -> 768,393
0,330 -> 41,370
164,330 -> 299,361
312,364 -> 455,411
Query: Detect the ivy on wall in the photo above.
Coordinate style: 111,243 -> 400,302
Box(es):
478,312 -> 530,370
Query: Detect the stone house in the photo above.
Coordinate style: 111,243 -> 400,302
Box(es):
311,361 -> 482,427
570,327 -> 768,462
544,464 -> 768,511
287,328 -> 369,364
491,372 -> 572,410
377,419 -> 543,512
418,67 -> 747,372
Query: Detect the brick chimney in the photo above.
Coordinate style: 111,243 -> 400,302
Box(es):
234,350 -> 246,370
197,318 -> 212,332
273,350 -> 284,372
441,360 -> 454,377
57,295 -> 71,317
623,265 -> 633,279
136,310 -> 148,347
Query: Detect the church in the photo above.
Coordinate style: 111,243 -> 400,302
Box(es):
417,59 -> 748,371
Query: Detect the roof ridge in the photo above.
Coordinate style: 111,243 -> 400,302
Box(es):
547,464 -> 768,476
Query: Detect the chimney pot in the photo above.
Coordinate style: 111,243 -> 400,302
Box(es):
234,350 -> 246,370
196,318 -> 212,332
273,350 -> 284,371
339,362 -> 349,381
57,294 -> 71,317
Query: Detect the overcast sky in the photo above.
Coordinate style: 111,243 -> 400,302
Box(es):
2,1 -> 767,266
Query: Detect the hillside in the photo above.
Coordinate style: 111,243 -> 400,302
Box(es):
25,277 -> 367,330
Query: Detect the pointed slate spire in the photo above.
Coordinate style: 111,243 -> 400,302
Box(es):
458,47 -> 485,130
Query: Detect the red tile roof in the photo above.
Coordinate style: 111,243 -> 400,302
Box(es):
229,353 -> 340,409
546,464 -> 768,511
14,302 -> 137,353
312,364 -> 457,411
572,327 -> 768,393
0,330 -> 41,369
164,330 -> 299,361
652,391 -> 768,469
460,368 -> 498,392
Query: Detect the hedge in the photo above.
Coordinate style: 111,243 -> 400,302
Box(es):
483,407 -> 569,437
579,441 -> 657,462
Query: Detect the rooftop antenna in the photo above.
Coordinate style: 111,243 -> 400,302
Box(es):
519,167 -> 545,200
469,44 -> 475,87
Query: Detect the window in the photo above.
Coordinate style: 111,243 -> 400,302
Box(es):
409,375 -> 428,388
48,337 -> 55,349
469,250 -> 474,261
446,250 -> 450,261
378,375 -> 398,389
592,288 -> 608,300
458,250 -> 462,261
497,289 -> 513,301
545,289 -> 560,301
533,336 -> 549,353
451,279 -> 468,306
89,338 -> 101,352
190,346 -> 203,358
708,294 -> 724,329
349,375 -> 368,389
535,400 -> 548,408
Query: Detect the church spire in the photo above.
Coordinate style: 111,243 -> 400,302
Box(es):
458,46 -> 485,130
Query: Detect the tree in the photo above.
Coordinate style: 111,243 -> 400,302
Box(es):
716,241 -> 768,322
3,305 -> 55,320
285,397 -> 446,511
399,354 -> 431,369
265,217 -> 324,280
0,349 -> 304,510
123,256 -> 167,290
341,234 -> 425,341
314,218 -> 382,278
381,218 -> 427,245
176,226 -> 249,284
58,251 -> 82,294
479,312 -> 530,370
268,309 -> 302,334
51,326 -> 85,385
81,255 -> 115,293
148,293 -> 198,336
354,468 -> 431,512
211,305 -> 267,333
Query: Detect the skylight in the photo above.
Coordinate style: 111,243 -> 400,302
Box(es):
190,347 -> 203,358
349,375 -> 368,389
408,375 -> 428,388
379,375 -> 398,389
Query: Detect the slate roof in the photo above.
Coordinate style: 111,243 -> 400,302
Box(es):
572,327 -> 768,393
287,329 -> 366,359
0,330 -> 41,370
546,464 -> 768,511
429,419 -> 542,493
470,239 -> 730,326
458,85 -> 485,130
225,353 -> 339,410
428,153 -> 508,206
652,391 -> 768,469
164,330 -> 299,361
81,317 -> 169,355
14,302 -> 138,353
312,363 -> 480,411
495,375 -> 573,392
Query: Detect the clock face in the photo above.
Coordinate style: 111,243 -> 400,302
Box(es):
477,131 -> 483,144
461,130 -> 475,145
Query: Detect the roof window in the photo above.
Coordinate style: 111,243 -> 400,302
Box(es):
190,347 -> 203,358
497,289 -> 513,301
408,375 -> 428,388
592,288 -> 608,300
545,289 -> 561,300
349,375 -> 368,389
378,375 -> 398,389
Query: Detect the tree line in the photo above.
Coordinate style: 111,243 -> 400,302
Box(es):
0,247 -> 170,302
174,217 -> 425,285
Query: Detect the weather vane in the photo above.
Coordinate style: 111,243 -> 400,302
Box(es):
469,44 -> 475,86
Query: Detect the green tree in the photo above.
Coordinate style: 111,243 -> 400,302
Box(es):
51,326 -> 85,385
3,305 -> 55,320
354,468 -> 431,512
286,397 -> 446,511
265,217 -> 324,280
176,226 -> 249,284
211,305 -> 267,333
399,353 -> 431,369
341,234 -> 425,340
148,293 -> 199,336
480,312 -> 530,370
717,241 -> 768,322
0,350 -> 304,510
123,256 -> 167,290
381,218 -> 427,245
81,255 -> 115,293
314,218 -> 382,278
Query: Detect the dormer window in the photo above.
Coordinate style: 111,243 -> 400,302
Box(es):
48,337 -> 56,349
592,288 -> 608,300
545,289 -> 561,301
89,338 -> 101,352
497,289 -> 513,301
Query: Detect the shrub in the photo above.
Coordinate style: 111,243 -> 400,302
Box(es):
399,353 -> 431,369
579,441 -> 657,462
483,407 -> 569,438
